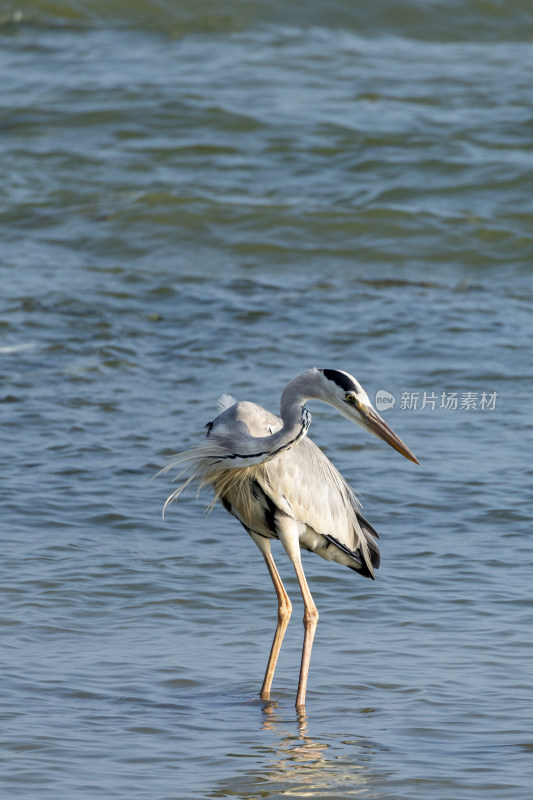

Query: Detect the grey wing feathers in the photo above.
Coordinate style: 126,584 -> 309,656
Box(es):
258,437 -> 380,577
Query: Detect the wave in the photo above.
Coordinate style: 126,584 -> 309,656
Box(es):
3,0 -> 533,41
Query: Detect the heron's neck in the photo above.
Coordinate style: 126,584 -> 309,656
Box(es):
279,370 -> 318,426
258,400 -> 311,464
218,373 -> 316,469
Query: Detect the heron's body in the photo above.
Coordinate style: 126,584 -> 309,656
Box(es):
211,401 -> 380,578
163,368 -> 418,709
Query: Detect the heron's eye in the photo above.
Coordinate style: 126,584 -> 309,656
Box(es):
345,393 -> 356,404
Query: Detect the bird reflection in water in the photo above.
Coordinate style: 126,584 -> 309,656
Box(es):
257,701 -> 373,795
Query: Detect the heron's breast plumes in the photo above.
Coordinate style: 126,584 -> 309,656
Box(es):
159,436 -> 269,519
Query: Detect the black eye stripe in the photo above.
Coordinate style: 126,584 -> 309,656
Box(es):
322,368 -> 358,394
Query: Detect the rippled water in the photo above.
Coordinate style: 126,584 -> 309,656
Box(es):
1,2 -> 533,798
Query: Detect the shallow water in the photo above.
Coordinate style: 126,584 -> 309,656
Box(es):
1,2 -> 533,798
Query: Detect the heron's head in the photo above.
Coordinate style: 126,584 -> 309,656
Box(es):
315,368 -> 420,464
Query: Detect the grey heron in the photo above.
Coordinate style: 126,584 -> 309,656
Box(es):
163,368 -> 419,709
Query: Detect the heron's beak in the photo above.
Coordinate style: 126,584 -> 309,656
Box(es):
357,402 -> 420,464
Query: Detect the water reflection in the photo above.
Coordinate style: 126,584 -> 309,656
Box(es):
262,703 -> 372,796
213,701 -> 376,798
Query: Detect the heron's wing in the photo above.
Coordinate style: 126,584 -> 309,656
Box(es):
261,437 -> 359,541
259,437 -> 379,569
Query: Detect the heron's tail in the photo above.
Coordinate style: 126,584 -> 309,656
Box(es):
356,510 -> 381,579
324,509 -> 380,579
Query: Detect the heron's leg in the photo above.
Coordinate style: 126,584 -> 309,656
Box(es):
260,551 -> 292,699
249,532 -> 292,701
291,558 -> 318,709
276,519 -> 319,710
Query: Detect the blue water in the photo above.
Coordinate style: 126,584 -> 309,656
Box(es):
1,3 -> 533,798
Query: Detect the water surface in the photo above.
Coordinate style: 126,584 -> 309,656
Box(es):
1,2 -> 533,798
